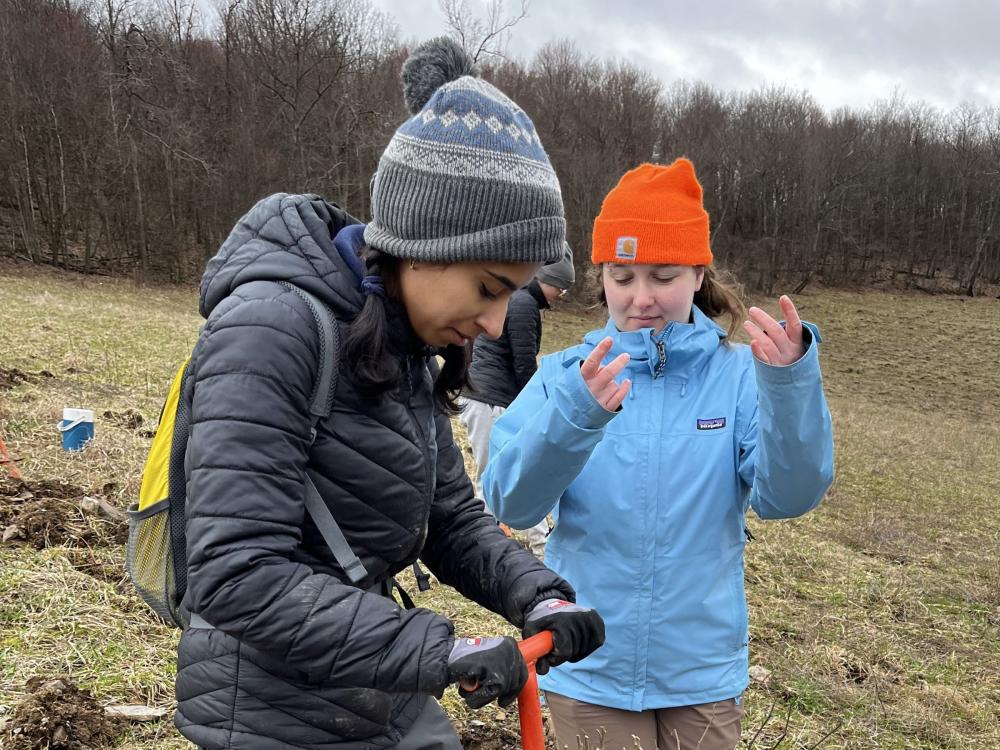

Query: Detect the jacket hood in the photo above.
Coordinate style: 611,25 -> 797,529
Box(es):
200,194 -> 365,319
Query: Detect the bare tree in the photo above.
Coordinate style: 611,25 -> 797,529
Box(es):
438,0 -> 528,63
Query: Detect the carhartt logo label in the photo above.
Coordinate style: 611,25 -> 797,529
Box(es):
616,236 -> 638,260
697,417 -> 726,430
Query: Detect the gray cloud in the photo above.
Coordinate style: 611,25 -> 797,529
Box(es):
374,0 -> 999,112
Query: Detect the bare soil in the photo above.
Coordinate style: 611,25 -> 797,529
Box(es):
0,479 -> 127,549
3,676 -> 119,749
0,367 -> 53,390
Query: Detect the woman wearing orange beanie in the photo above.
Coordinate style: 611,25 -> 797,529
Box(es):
483,158 -> 834,749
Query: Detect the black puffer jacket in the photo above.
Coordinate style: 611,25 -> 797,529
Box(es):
174,194 -> 574,750
465,280 -> 548,408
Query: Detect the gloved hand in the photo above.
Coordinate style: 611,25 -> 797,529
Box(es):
447,636 -> 528,709
521,599 -> 605,675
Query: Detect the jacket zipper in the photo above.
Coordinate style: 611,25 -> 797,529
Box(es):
653,339 -> 666,379
401,358 -> 434,550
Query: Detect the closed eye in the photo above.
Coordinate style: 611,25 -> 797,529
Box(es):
479,283 -> 501,300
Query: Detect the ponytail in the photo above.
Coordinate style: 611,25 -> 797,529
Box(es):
694,266 -> 747,342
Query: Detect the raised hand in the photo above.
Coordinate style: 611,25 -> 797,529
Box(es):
581,337 -> 631,411
744,295 -> 806,366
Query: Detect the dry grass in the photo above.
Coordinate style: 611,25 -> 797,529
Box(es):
1,259 -> 998,748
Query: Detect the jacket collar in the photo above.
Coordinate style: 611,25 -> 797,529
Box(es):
583,306 -> 726,378
526,279 -> 550,310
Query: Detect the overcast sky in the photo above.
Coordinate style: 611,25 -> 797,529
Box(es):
372,0 -> 999,115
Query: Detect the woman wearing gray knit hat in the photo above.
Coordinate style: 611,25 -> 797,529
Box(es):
172,37 -> 603,750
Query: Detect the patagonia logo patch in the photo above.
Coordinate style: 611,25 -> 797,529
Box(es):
697,417 -> 726,430
616,236 -> 638,260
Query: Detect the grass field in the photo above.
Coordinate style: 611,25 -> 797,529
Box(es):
1,259 -> 998,749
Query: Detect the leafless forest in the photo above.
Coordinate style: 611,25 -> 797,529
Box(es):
2,0 -> 999,295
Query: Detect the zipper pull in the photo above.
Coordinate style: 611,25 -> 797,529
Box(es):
654,339 -> 666,379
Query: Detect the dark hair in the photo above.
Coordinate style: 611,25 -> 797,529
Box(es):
595,264 -> 747,342
343,248 -> 470,413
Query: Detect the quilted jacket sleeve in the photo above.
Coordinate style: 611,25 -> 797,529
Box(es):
184,285 -> 453,694
419,391 -> 575,628
505,291 -> 541,393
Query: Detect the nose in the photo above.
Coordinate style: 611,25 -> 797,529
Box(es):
633,280 -> 655,308
476,300 -> 508,339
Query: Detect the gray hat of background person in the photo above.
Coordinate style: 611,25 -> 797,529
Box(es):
536,242 -> 575,290
364,37 -> 566,265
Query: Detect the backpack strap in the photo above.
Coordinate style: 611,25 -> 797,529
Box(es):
278,282 -> 368,585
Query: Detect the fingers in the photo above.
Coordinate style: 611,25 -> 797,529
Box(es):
582,339 -> 631,410
749,338 -> 771,365
586,352 -> 630,393
602,379 -> 631,411
779,295 -> 803,348
580,337 -> 614,380
746,301 -> 804,364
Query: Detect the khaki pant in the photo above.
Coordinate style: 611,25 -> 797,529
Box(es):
457,397 -> 549,557
546,691 -> 744,750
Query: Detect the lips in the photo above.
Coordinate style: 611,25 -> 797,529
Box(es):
448,328 -> 471,346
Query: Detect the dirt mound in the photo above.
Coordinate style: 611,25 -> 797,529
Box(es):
0,367 -> 53,390
458,721 -> 521,749
0,479 -> 127,549
102,408 -> 144,431
3,676 -> 119,749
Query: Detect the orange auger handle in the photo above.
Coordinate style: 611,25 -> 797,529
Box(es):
456,631 -> 554,750
517,631 -> 554,750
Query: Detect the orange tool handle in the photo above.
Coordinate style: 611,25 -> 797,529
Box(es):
517,631 -> 554,750
455,632 -> 554,750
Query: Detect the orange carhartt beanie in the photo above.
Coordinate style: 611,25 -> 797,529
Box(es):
591,158 -> 713,266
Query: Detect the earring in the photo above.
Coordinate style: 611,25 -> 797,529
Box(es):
409,259 -> 416,270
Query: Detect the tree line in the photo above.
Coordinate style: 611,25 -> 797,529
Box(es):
2,0 -> 998,295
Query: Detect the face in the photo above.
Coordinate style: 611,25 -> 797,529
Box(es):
398,260 -> 541,347
603,263 -> 705,333
537,281 -> 565,304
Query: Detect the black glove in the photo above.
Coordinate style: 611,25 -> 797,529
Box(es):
521,599 -> 605,675
447,636 -> 528,709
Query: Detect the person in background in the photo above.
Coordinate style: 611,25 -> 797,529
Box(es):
483,158 -> 834,750
459,244 -> 575,557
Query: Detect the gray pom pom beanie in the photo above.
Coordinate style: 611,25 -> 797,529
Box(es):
365,37 -> 566,265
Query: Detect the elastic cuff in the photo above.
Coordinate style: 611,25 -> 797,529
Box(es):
523,588 -> 575,620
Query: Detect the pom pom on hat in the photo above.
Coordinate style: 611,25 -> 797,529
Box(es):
401,36 -> 479,115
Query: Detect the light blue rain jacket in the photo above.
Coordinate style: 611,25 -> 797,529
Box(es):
482,306 -> 834,710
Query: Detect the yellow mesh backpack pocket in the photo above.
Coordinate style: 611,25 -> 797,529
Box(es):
127,358 -> 191,627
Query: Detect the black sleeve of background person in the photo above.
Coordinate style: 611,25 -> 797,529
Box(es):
506,291 -> 541,393
184,286 -> 452,695
419,391 -> 575,627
